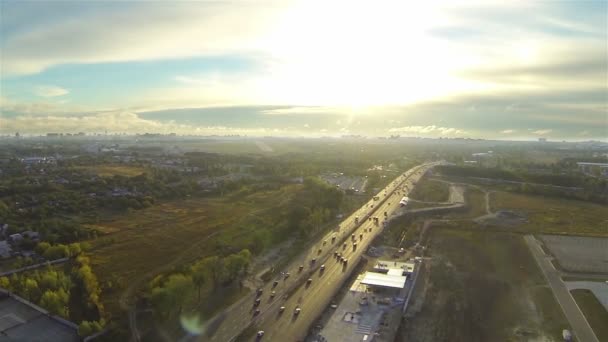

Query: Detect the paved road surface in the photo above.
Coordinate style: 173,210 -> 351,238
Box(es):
198,162 -> 439,342
524,235 -> 599,342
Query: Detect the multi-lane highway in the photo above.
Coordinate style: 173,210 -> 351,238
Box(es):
202,162 -> 439,342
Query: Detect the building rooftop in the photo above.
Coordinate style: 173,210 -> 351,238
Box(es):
374,260 -> 416,274
0,291 -> 79,342
360,272 -> 407,289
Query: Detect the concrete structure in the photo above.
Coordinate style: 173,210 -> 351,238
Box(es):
361,272 -> 407,289
0,289 -> 79,341
373,260 -> 415,275
8,234 -> 22,245
315,260 -> 419,342
0,241 -> 12,258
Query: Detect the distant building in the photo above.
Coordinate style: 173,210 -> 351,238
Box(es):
0,241 -> 12,258
21,231 -> 40,242
8,233 -> 23,245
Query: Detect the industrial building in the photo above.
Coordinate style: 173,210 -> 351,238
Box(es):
315,259 -> 418,342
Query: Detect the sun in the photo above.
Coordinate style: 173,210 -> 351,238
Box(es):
254,0 -> 486,108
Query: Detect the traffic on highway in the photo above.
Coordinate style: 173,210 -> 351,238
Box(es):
204,162 -> 440,342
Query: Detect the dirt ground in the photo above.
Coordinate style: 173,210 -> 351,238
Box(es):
396,229 -> 567,342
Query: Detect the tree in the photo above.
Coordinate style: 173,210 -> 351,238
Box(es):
34,241 -> 51,255
200,256 -> 224,288
78,321 -> 93,337
0,276 -> 10,291
150,274 -> 194,317
191,262 -> 206,302
68,243 -> 82,257
40,289 -> 69,317
24,278 -> 40,301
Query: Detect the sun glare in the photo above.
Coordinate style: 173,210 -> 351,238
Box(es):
254,0 -> 486,108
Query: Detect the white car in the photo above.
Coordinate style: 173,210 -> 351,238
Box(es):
257,330 -> 265,337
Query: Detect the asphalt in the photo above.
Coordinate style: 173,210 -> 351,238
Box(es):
196,162 -> 438,342
524,235 -> 599,342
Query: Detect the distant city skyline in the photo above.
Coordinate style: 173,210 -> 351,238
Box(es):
1,1 -> 606,140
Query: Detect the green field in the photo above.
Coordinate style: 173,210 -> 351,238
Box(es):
571,289 -> 608,342
409,179 -> 449,203
398,228 -> 568,341
75,165 -> 146,177
491,192 -> 608,236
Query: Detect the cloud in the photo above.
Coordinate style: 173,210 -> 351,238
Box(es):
262,106 -> 348,115
1,2 -> 287,76
0,110 -> 280,135
501,129 -> 515,134
33,85 -> 69,97
531,129 -> 552,135
388,125 -> 466,135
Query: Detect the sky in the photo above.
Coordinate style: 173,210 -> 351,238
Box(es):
0,0 -> 606,140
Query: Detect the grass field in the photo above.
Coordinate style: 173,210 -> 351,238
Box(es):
409,179 -> 449,203
398,228 -> 568,342
571,289 -> 608,342
89,185 -> 300,314
75,165 -> 146,177
492,192 -> 608,236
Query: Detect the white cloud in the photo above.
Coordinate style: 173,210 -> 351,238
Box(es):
388,125 -> 466,135
0,110 -> 282,136
262,106 -> 347,115
531,129 -> 552,135
501,129 -> 515,134
303,123 -> 310,128
33,85 -> 69,97
2,3 -> 286,76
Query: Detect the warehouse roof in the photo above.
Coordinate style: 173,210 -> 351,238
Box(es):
360,272 -> 407,289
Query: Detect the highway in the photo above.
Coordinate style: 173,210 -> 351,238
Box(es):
202,162 -> 439,342
525,235 -> 599,342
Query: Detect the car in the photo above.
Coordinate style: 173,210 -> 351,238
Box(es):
330,304 -> 338,309
279,306 -> 286,313
257,330 -> 265,337
272,280 -> 278,287
353,243 -> 357,250
343,243 -> 347,249
254,309 -> 261,316
307,278 -> 312,285
294,307 -> 301,315
320,264 -> 325,271
270,291 -> 276,298
254,298 -> 261,306
318,248 -> 322,254
343,259 -> 348,265
284,272 -> 290,280
359,234 -> 363,240
311,258 -> 317,264
323,240 -> 327,245
340,257 -> 345,263
256,288 -> 263,296
299,265 -> 304,272
334,251 -> 338,257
